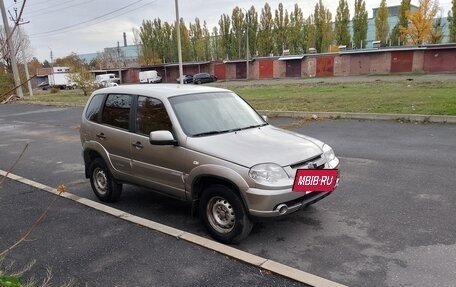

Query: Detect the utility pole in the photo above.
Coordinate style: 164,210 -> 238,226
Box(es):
175,0 -> 183,84
245,10 -> 249,80
117,41 -> 122,84
242,8 -> 250,80
0,0 -> 23,98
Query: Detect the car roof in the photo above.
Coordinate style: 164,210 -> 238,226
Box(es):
93,84 -> 229,100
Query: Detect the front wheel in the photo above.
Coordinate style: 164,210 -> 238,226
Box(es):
200,185 -> 253,244
89,158 -> 122,202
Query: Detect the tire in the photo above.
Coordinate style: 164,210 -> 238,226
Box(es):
89,158 -> 122,202
200,185 -> 253,244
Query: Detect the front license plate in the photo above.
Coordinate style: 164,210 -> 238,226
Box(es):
292,169 -> 339,192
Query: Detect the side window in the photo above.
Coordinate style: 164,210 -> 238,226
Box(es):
136,96 -> 172,136
85,94 -> 104,122
101,94 -> 132,130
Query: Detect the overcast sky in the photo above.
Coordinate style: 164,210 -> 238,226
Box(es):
3,0 -> 452,62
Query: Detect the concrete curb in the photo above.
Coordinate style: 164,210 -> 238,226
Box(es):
0,169 -> 347,287
259,110 -> 456,124
15,102 -> 456,124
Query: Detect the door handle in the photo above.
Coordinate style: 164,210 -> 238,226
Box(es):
132,141 -> 144,149
96,132 -> 106,139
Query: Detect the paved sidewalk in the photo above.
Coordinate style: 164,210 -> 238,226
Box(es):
0,179 -> 306,287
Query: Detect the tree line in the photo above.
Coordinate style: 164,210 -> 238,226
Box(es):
4,0 -> 456,93
135,0 -> 455,66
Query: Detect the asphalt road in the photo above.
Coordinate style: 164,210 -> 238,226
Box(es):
0,105 -> 305,286
1,103 -> 455,286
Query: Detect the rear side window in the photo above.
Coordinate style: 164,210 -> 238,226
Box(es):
136,96 -> 172,135
102,94 -> 132,130
85,94 -> 104,122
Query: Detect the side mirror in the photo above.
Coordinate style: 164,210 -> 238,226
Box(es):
262,115 -> 268,122
150,131 -> 177,146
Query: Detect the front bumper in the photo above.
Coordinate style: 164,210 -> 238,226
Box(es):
246,165 -> 340,218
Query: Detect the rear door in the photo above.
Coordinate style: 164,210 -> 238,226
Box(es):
130,95 -> 187,199
97,93 -> 133,174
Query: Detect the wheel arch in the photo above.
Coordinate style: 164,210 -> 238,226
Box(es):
83,149 -> 104,178
189,167 -> 250,213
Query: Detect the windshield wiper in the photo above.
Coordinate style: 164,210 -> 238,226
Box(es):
192,123 -> 268,137
192,130 -> 225,137
240,122 -> 268,130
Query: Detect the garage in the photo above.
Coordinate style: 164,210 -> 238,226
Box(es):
278,55 -> 304,78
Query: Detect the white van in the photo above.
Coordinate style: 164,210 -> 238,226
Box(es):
139,70 -> 162,84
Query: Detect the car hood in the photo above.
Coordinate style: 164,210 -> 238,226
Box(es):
184,125 -> 323,167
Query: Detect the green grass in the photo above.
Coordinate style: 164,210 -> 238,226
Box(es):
22,89 -> 89,106
224,81 -> 456,115
21,80 -> 456,115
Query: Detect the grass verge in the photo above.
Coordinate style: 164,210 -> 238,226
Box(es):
20,80 -> 456,115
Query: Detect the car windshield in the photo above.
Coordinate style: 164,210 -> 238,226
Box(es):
169,92 -> 267,137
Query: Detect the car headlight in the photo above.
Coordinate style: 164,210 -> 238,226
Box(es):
322,144 -> 336,161
249,163 -> 289,186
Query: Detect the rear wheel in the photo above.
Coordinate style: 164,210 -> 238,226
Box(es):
89,158 -> 122,202
200,185 -> 253,244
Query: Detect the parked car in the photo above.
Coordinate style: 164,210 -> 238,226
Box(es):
80,84 -> 339,243
139,70 -> 162,84
96,73 -> 120,87
176,74 -> 193,84
193,73 -> 217,84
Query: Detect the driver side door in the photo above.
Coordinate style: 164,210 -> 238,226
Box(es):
130,95 -> 187,200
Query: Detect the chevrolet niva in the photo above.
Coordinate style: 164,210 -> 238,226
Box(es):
80,84 -> 340,243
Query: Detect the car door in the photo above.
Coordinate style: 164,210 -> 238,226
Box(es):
97,93 -> 133,175
130,95 -> 186,200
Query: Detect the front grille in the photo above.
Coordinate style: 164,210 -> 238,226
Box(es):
290,154 -> 325,169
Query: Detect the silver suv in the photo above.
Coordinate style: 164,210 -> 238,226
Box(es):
80,84 -> 340,243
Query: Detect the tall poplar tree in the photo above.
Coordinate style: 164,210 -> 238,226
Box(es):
288,4 -> 305,54
189,18 -> 203,61
375,0 -> 390,46
273,3 -> 290,55
391,0 -> 411,45
334,0 -> 351,46
231,7 -> 245,59
258,3 -> 274,56
314,0 -> 333,53
246,6 -> 259,58
202,21 -> 211,60
448,0 -> 456,42
218,14 -> 232,59
162,22 -> 175,63
178,18 -> 192,61
305,16 -> 316,51
352,0 -> 368,49
211,27 -> 223,60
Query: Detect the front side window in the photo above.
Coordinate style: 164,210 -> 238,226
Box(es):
169,92 -> 266,137
85,94 -> 104,122
136,96 -> 172,136
101,94 -> 132,130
